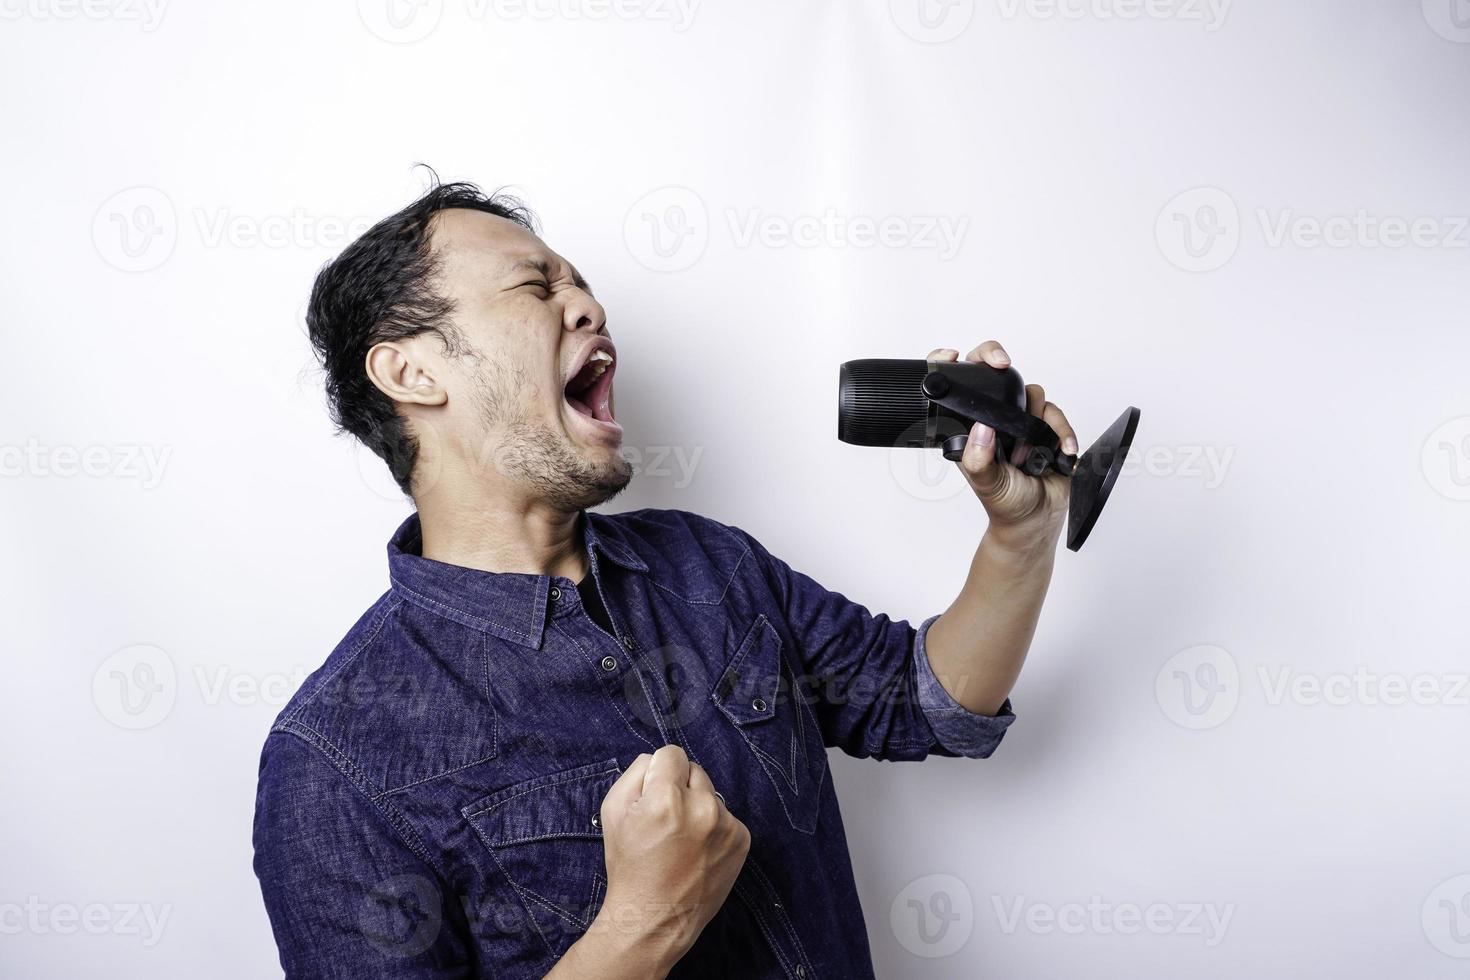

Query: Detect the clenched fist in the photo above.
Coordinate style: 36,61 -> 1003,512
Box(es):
553,745 -> 750,979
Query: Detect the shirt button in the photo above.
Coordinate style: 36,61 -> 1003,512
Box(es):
549,586 -> 561,600
795,967 -> 806,978
751,698 -> 768,713
591,812 -> 601,829
601,655 -> 618,671
621,635 -> 635,650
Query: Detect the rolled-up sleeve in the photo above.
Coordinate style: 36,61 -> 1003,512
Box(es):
913,613 -> 1016,758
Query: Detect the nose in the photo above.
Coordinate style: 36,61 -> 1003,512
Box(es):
562,288 -> 607,335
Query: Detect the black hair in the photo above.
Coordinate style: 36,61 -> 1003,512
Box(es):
306,172 -> 537,495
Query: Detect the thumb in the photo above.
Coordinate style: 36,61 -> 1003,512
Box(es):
958,422 -> 1005,498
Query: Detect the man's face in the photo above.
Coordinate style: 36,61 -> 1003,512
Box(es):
422,208 -> 631,509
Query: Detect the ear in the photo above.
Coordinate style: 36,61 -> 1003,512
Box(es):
364,341 -> 448,407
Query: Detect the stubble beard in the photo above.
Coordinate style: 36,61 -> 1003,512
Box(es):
473,363 -> 632,511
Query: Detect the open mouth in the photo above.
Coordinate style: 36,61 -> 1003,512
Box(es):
563,347 -> 618,429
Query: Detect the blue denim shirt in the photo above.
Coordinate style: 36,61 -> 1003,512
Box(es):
253,509 -> 1015,979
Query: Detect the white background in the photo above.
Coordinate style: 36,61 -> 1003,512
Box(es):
3,1 -> 1469,977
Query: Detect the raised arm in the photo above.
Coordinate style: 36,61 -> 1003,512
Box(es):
922,341 -> 1076,717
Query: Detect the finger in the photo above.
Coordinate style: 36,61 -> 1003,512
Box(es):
964,341 -> 1011,368
642,744 -> 691,795
926,347 -> 959,361
959,422 -> 1004,497
687,761 -> 719,798
602,754 -> 652,812
1025,383 -> 1046,417
1042,401 -> 1079,456
1007,383 -> 1044,466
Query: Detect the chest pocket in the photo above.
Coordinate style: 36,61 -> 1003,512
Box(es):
463,758 -> 621,962
711,615 -> 827,834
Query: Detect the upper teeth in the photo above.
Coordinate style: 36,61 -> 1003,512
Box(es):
586,349 -> 613,376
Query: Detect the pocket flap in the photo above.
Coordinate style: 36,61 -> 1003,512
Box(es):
712,615 -> 786,727
464,758 -> 621,847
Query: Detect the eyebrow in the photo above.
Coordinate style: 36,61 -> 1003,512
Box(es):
507,257 -> 593,295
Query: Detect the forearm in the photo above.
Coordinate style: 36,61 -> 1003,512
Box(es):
924,525 -> 1059,716
547,912 -> 684,980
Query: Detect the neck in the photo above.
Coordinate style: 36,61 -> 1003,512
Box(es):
416,488 -> 589,582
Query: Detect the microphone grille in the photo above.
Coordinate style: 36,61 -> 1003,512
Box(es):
837,359 -> 931,448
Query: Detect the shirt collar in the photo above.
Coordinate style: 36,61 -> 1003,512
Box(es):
386,510 -> 645,648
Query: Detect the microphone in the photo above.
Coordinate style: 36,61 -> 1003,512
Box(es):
838,358 -> 1140,552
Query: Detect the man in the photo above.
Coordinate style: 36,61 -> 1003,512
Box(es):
253,179 -> 1078,979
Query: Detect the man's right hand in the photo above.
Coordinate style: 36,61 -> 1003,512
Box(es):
550,745 -> 750,979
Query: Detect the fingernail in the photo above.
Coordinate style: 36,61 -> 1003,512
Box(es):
1064,435 -> 1078,455
975,423 -> 994,448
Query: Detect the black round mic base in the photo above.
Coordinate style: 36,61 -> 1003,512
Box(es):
1066,406 -> 1141,552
